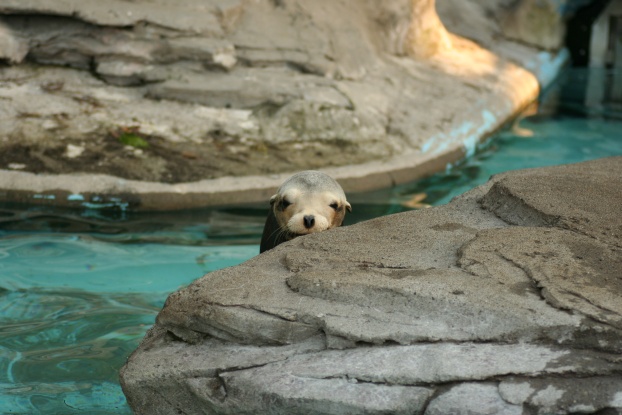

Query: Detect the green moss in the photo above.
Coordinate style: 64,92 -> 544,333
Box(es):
118,133 -> 149,149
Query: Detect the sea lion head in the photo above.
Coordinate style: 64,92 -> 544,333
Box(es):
270,171 -> 351,240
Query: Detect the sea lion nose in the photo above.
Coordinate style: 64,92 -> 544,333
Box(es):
303,215 -> 315,229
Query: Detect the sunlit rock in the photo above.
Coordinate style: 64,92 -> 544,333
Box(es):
0,0 -> 557,203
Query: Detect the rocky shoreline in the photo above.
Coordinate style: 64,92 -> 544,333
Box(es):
0,0 -> 565,209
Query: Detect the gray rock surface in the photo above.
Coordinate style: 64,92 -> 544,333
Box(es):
0,0 -> 567,209
121,157 -> 622,414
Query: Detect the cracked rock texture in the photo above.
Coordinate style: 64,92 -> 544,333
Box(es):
0,0 -> 554,199
121,157 -> 622,415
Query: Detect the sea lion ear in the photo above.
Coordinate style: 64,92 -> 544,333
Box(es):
345,201 -> 352,212
269,194 -> 278,205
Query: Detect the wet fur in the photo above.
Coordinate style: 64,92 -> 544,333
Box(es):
260,208 -> 290,253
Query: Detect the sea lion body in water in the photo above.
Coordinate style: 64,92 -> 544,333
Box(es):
260,171 -> 351,253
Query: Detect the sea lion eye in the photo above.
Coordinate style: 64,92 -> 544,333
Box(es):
280,199 -> 291,210
329,202 -> 339,211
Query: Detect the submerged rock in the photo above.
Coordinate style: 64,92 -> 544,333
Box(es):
121,157 -> 622,414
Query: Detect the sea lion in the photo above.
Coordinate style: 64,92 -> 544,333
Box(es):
260,171 -> 352,253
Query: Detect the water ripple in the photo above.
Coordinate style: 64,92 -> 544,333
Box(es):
0,235 -> 256,414
0,381 -> 129,414
0,289 -> 160,414
0,234 -> 258,293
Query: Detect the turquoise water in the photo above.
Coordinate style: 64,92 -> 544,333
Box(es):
0,237 -> 257,414
1,68 -> 621,414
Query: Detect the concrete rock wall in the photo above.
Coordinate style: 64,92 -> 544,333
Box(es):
0,0 -> 568,208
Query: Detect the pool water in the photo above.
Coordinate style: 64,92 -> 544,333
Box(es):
1,68 -> 621,414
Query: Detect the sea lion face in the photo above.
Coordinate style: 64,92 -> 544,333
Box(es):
270,171 -> 351,240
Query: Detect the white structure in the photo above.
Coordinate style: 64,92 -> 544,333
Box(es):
588,0 -> 622,105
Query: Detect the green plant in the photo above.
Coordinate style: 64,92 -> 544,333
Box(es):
113,126 -> 149,149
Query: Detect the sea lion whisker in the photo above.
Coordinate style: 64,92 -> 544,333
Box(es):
268,225 -> 288,242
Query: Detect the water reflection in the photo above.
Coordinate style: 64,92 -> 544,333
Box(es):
2,380 -> 128,414
0,289 -> 156,414
0,235 -> 257,413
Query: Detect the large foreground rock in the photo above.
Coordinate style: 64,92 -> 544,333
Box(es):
121,157 -> 622,415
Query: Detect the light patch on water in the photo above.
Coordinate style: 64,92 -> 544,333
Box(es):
67,194 -> 85,202
32,194 -> 56,200
3,348 -> 22,384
